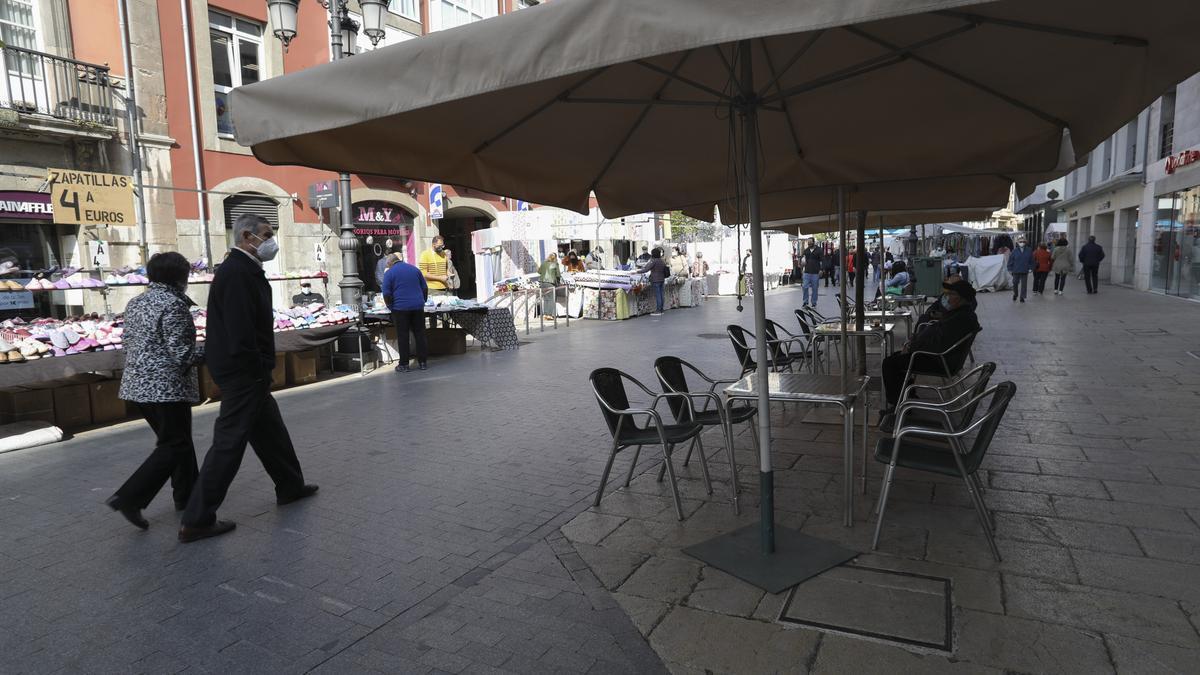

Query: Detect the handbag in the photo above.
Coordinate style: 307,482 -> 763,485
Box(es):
447,259 -> 461,290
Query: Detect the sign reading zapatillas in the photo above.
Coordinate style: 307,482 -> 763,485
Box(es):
46,168 -> 135,226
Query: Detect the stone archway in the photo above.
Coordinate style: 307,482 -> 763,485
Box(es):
432,201 -> 497,300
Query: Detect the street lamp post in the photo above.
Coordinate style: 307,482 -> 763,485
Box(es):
267,0 -> 388,306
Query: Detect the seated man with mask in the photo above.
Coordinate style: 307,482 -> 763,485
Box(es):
292,281 -> 324,306
879,278 -> 981,416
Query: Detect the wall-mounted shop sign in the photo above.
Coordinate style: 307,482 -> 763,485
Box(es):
308,180 -> 338,209
1165,149 -> 1200,175
429,183 -> 444,220
46,168 -> 134,226
1098,200 -> 1111,211
352,201 -> 413,236
0,191 -> 53,220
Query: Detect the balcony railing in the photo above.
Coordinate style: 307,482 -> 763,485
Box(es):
1,45 -> 115,127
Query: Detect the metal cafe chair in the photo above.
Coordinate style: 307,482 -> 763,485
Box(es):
902,329 -> 981,390
880,362 -> 997,434
872,382 -> 1017,562
589,368 -> 709,521
654,356 -> 758,513
726,324 -> 797,378
763,319 -> 808,372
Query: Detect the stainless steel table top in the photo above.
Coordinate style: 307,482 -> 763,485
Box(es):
814,322 -> 895,334
724,373 -> 869,404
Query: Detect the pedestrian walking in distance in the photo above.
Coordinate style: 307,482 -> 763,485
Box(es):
382,253 -> 429,372
107,252 -> 204,530
179,214 -> 317,543
1032,242 -> 1053,295
800,239 -> 823,308
1051,236 -> 1074,294
1079,235 -> 1106,295
1008,236 -> 1035,302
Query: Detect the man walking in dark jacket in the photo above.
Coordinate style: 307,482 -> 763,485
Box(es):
179,214 -> 317,543
1007,236 -> 1035,302
1078,235 -> 1106,294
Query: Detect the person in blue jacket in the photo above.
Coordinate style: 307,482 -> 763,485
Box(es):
1007,236 -> 1035,303
382,254 -> 429,372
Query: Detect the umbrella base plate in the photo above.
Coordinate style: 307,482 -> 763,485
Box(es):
683,524 -> 857,594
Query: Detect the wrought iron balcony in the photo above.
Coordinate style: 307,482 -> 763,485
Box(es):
1,44 -> 116,127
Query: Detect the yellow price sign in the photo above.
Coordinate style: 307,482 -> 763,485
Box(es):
46,168 -> 135,226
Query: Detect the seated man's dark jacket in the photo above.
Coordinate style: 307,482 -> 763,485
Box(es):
909,304 -> 981,358
206,249 -> 275,381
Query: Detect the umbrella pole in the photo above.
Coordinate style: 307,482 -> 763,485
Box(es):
740,43 -> 774,556
837,188 -> 848,383
855,211 -> 867,376
680,41 -> 857,593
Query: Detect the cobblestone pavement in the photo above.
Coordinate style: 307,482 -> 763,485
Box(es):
561,282 -> 1200,674
2,281 -> 1199,674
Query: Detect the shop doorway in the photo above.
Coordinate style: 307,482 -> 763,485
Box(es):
435,208 -> 493,299
1121,207 -> 1139,285
1093,213 -> 1114,281
1153,188 -> 1200,300
352,201 -> 415,295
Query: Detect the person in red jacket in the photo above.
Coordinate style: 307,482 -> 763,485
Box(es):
1032,242 -> 1053,295
845,247 -> 857,287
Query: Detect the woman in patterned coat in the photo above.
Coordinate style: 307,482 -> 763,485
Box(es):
106,252 -> 205,530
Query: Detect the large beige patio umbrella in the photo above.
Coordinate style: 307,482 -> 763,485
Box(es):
232,0 -> 1200,589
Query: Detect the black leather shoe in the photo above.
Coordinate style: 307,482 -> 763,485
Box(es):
418,362 -> 428,371
277,484 -> 319,505
105,495 -> 149,530
178,520 -> 236,543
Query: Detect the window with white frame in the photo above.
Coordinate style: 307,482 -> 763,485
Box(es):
430,0 -> 494,32
209,10 -> 262,137
348,11 -> 417,53
390,0 -> 419,21
1,0 -> 39,81
516,0 -> 538,8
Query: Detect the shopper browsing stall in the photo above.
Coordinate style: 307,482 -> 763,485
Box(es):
107,252 -> 205,530
538,253 -> 562,317
564,250 -> 586,273
640,247 -> 669,316
382,254 -> 429,372
669,246 -> 688,278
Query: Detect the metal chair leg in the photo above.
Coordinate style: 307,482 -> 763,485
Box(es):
594,442 -> 620,507
623,445 -> 643,487
660,443 -> 686,521
962,471 -> 1001,561
695,435 -> 713,495
682,436 -> 697,466
870,463 -> 897,550
726,419 -> 741,514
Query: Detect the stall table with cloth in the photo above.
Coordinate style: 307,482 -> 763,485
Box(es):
0,323 -> 351,389
365,306 -> 519,352
567,271 -> 701,320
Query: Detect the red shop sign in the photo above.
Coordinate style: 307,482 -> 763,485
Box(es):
1165,149 -> 1200,175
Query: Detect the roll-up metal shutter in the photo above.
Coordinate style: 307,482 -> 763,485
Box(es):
224,193 -> 280,229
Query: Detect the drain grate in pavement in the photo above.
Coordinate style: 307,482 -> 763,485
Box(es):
778,565 -> 952,652
1126,328 -> 1169,336
697,333 -> 728,339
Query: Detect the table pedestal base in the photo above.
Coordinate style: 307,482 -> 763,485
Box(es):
683,524 -> 857,594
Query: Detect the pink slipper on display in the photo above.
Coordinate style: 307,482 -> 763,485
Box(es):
25,278 -> 41,290
53,279 -> 71,290
48,330 -> 69,349
61,328 -> 81,345
65,346 -> 80,355
67,277 -> 83,288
